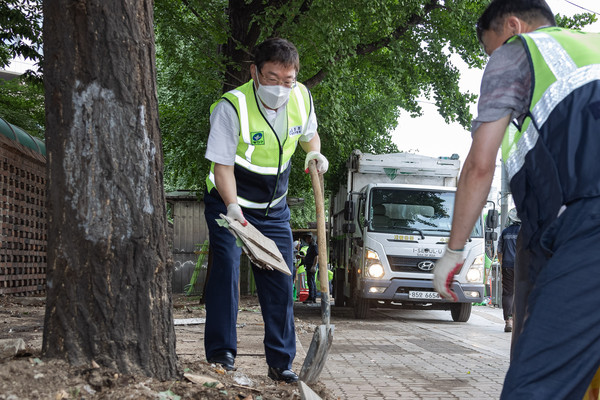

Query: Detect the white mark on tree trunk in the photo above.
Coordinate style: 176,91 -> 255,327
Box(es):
65,81 -> 156,244
139,105 -> 155,215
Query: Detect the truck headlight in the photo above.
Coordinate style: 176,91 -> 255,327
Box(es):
365,248 -> 384,278
466,254 -> 484,283
366,249 -> 380,260
367,263 -> 384,278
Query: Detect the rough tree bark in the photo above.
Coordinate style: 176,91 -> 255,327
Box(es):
221,0 -> 262,92
42,0 -> 178,379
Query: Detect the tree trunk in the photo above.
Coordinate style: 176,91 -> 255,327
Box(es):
42,0 -> 178,380
222,0 -> 262,92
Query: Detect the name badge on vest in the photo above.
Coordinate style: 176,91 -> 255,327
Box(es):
251,131 -> 265,145
288,125 -> 302,137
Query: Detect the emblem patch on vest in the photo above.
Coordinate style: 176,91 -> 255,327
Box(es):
289,125 -> 302,137
251,131 -> 265,145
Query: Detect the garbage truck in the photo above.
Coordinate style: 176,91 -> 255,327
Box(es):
330,150 -> 485,321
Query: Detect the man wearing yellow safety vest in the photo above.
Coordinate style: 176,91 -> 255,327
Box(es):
203,38 -> 328,383
432,1 -> 600,398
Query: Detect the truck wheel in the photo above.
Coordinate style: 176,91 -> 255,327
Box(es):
353,294 -> 370,319
334,271 -> 345,307
450,303 -> 472,322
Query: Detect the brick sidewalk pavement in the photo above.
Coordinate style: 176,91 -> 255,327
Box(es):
296,304 -> 510,399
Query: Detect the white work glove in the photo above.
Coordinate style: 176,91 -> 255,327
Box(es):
433,247 -> 465,302
304,151 -> 329,174
226,203 -> 248,227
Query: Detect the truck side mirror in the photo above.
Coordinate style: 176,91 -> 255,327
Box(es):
486,209 -> 499,229
485,231 -> 498,241
344,200 -> 354,221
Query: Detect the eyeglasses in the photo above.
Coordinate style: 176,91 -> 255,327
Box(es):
258,69 -> 296,89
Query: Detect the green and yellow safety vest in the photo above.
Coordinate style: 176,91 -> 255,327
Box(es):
206,80 -> 313,213
501,27 -> 600,241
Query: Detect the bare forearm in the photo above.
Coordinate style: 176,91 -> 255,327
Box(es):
213,163 -> 237,206
300,133 -> 321,153
448,116 -> 510,250
448,159 -> 495,249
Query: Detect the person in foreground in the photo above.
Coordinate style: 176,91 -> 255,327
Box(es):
203,38 -> 328,383
432,0 -> 600,398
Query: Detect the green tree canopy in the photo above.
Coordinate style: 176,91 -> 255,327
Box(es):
0,0 -> 42,76
1,0 -> 44,136
0,77 -> 45,138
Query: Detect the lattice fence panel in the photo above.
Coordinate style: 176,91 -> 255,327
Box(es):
0,137 -> 47,296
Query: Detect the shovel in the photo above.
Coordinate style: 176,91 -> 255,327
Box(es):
299,159 -> 334,384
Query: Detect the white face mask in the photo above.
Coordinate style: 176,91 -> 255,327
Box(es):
255,78 -> 292,110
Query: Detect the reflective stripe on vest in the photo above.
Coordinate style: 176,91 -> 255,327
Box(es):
502,30 -> 600,180
238,191 -> 287,209
228,89 -> 254,162
234,155 -> 291,175
206,163 -> 290,209
293,85 -> 308,132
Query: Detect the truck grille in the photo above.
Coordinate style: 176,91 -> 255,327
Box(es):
387,256 -> 437,273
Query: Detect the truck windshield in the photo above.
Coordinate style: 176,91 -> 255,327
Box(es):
368,188 -> 483,238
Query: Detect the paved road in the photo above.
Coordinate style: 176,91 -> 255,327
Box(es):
296,304 -> 511,399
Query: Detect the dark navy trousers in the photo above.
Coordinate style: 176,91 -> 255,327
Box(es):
203,190 -> 295,369
306,268 -> 317,301
501,197 -> 600,399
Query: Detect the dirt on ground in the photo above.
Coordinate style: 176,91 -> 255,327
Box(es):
0,294 -> 337,399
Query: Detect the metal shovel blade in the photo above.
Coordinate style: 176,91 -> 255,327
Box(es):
299,324 -> 335,384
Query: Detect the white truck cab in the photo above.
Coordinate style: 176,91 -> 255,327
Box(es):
331,151 -> 485,321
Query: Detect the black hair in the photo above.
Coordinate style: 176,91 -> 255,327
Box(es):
476,0 -> 557,43
253,38 -> 300,73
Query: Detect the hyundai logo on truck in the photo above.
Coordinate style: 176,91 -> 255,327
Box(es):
418,261 -> 435,271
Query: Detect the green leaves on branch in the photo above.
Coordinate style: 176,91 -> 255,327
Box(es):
0,0 -> 43,76
0,77 -> 44,138
555,12 -> 598,30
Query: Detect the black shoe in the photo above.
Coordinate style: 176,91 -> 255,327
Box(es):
268,366 -> 298,383
303,298 -> 316,304
207,350 -> 236,371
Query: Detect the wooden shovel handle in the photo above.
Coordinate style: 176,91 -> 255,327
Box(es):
308,160 -> 328,297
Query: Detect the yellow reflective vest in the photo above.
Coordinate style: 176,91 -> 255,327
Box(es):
501,27 -> 600,241
206,80 -> 313,213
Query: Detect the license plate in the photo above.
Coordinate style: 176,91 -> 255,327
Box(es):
409,290 -> 442,300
